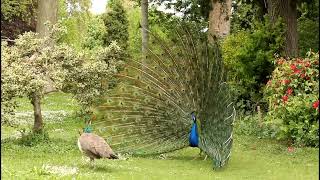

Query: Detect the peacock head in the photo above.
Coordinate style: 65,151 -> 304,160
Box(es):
191,111 -> 196,122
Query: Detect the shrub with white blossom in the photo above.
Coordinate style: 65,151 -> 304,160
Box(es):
1,27 -> 124,131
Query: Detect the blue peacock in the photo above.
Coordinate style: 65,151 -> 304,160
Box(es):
88,24 -> 236,169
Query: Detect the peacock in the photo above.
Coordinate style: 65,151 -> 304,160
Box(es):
90,23 -> 236,169
78,121 -> 119,162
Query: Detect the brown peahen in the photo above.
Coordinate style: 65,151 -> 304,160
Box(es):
91,23 -> 236,169
78,125 -> 118,162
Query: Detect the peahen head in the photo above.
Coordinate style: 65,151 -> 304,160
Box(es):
83,126 -> 93,133
83,118 -> 93,133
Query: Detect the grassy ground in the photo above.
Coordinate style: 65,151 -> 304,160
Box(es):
1,93 -> 319,179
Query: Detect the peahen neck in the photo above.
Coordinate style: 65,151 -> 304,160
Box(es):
83,125 -> 93,133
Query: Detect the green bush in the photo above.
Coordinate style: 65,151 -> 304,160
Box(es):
297,0 -> 319,57
298,17 -> 319,57
234,113 -> 276,138
264,52 -> 319,147
18,129 -> 50,146
81,16 -> 107,50
222,16 -> 285,111
101,0 -> 129,50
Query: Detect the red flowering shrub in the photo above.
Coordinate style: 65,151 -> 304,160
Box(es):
264,51 -> 319,147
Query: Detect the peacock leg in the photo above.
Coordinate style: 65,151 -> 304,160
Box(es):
203,155 -> 208,161
199,149 -> 203,156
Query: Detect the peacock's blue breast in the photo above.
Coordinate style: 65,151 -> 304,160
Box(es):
189,123 -> 199,147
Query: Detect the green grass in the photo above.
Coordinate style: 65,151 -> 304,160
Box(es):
15,92 -> 80,112
1,92 -> 319,179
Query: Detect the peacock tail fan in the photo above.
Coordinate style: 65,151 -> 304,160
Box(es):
92,21 -> 236,169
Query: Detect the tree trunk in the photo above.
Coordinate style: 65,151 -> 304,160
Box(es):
267,0 -> 298,57
31,93 -> 43,133
141,0 -> 149,63
32,0 -> 58,133
208,0 -> 232,42
36,0 -> 58,37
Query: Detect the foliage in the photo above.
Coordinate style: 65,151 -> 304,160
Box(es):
234,113 -> 276,138
1,0 -> 36,22
1,25 -> 123,125
101,0 -> 129,50
1,28 -> 70,124
58,0 -> 92,50
297,0 -> 319,57
150,0 -> 210,23
63,42 -> 124,111
222,16 -> 285,111
264,52 -> 319,147
82,16 -> 107,50
298,17 -> 319,57
1,0 -> 37,40
127,6 -> 142,59
18,129 -> 50,146
230,0 -> 267,33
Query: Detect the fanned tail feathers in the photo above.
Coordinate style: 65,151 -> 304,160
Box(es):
92,22 -> 236,168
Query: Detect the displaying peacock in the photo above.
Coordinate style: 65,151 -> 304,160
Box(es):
91,23 -> 236,169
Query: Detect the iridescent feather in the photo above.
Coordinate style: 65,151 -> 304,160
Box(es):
92,23 -> 236,169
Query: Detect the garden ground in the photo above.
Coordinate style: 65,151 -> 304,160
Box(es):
1,93 -> 319,179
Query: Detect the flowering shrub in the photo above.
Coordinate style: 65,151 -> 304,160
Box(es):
264,51 -> 319,147
1,26 -> 124,126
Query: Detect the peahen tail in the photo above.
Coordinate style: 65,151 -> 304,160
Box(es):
91,22 -> 236,169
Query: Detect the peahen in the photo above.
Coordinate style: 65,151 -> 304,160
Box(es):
91,23 -> 236,169
77,122 -> 119,162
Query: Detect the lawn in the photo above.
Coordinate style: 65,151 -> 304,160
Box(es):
1,93 -> 319,179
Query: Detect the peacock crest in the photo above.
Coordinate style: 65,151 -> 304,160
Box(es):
91,23 -> 236,169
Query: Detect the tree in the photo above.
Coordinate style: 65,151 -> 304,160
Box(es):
36,0 -> 58,37
1,28 -> 123,131
230,0 -> 268,33
266,0 -> 298,57
82,16 -> 107,50
58,0 -> 92,49
208,0 -> 232,41
30,0 -> 58,133
102,0 -> 129,51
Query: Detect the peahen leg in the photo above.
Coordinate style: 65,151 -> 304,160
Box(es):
89,157 -> 95,167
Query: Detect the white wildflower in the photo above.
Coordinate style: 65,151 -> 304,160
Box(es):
42,164 -> 78,176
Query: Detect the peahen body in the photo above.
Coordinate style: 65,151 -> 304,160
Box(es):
78,126 -> 118,161
91,23 -> 235,169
